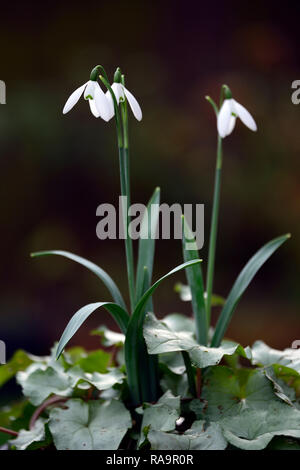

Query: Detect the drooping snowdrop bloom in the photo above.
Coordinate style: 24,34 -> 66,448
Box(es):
63,75 -> 113,121
217,86 -> 257,138
106,78 -> 142,121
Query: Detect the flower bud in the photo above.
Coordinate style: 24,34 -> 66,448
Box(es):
223,85 -> 232,100
114,67 -> 122,83
90,65 -> 101,81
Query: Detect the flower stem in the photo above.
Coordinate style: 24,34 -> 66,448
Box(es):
206,135 -> 223,324
29,395 -> 68,430
119,147 -> 135,311
100,74 -> 135,311
99,74 -> 123,147
121,75 -> 129,150
0,426 -> 18,437
196,368 -> 202,398
120,74 -> 135,311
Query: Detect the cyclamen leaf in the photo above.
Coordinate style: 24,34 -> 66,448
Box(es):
162,313 -> 195,334
49,399 -> 131,450
10,419 -> 46,450
192,366 -> 300,450
0,350 -> 33,387
0,401 -> 30,445
264,367 -> 295,406
17,366 -> 74,406
138,391 -> 180,447
143,312 -> 251,369
17,363 -> 125,406
147,421 -> 227,450
211,234 -> 290,347
159,352 -> 186,375
91,325 -> 125,347
221,406 -> 300,451
184,421 -> 227,450
157,390 -> 181,412
175,283 -> 225,307
68,366 -> 125,391
174,283 -> 192,301
251,340 -> 300,374
251,342 -> 300,396
160,366 -> 190,397
73,349 -> 111,374
193,367 -> 276,421
147,430 -> 189,450
31,250 -> 126,311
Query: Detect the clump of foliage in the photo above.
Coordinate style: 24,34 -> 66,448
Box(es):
0,67 -> 296,450
1,328 -> 300,450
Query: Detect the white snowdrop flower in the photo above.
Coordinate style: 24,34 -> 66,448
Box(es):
106,81 -> 142,121
217,86 -> 257,138
63,78 -> 112,122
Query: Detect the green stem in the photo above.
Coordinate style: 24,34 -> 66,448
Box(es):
100,74 -> 135,311
205,96 -> 218,117
119,75 -> 159,403
119,147 -> 135,311
206,135 -> 223,325
99,74 -> 123,148
182,352 -> 196,397
121,75 -> 129,150
120,75 -> 135,311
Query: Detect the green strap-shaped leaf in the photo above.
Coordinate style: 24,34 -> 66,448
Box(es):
56,302 -> 129,359
132,186 -> 160,337
125,259 -> 202,406
211,234 -> 290,347
182,215 -> 207,345
31,250 -> 126,311
138,266 -> 159,403
135,187 -> 160,304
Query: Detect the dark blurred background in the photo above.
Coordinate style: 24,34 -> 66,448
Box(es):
0,0 -> 299,371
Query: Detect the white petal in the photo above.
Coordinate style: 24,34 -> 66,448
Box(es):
217,99 -> 233,137
88,98 -> 100,118
105,90 -> 115,119
232,99 -> 257,132
94,82 -> 113,122
123,87 -> 142,121
84,80 -> 96,100
228,115 -> 236,135
62,82 -> 88,114
111,82 -> 125,104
